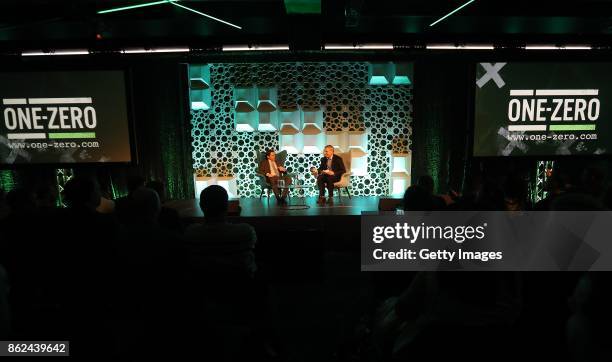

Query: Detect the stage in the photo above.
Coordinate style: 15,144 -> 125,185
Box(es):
165,196 -> 401,250
165,196 -> 386,219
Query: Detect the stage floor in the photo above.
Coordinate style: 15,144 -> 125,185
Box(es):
165,196 -> 382,218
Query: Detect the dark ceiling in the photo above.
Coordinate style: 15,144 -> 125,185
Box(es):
1,0 -> 612,50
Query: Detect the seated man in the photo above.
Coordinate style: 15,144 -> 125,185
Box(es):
184,185 -> 257,278
317,145 -> 346,205
258,149 -> 292,205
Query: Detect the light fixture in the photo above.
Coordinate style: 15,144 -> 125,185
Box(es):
324,43 -> 393,50
222,45 -> 289,51
97,0 -> 175,14
525,45 -> 592,50
169,2 -> 242,30
563,45 -> 592,50
22,49 -> 89,56
430,0 -> 476,27
426,44 -> 493,50
524,45 -> 558,50
356,43 -> 393,49
122,47 -> 190,53
98,0 -> 242,30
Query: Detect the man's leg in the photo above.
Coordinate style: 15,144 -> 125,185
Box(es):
317,175 -> 326,197
281,176 -> 292,199
268,176 -> 282,201
317,175 -> 327,204
327,176 -> 340,205
326,177 -> 335,205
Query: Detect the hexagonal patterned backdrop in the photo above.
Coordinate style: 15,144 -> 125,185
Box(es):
190,62 -> 413,198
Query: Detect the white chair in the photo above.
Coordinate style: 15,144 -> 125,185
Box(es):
333,152 -> 352,203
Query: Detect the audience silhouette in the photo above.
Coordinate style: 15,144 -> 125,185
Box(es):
0,164 -> 608,361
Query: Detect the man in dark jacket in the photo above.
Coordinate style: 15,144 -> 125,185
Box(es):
258,149 -> 292,205
316,145 -> 346,205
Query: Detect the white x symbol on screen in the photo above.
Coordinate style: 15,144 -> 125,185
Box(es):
476,63 -> 507,88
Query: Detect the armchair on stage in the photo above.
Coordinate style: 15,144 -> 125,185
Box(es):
255,149 -> 289,200
310,152 -> 353,203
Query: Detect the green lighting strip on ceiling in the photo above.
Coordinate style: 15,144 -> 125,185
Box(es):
97,0 -> 242,29
169,1 -> 242,29
429,0 -> 476,27
97,0 -> 175,14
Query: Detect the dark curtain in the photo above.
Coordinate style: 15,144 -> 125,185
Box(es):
411,59 -> 473,194
128,61 -> 194,200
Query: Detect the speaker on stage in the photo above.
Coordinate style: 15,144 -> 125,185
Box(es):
378,198 -> 403,211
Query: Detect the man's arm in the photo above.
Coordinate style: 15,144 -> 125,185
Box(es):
317,158 -> 325,174
257,160 -> 267,176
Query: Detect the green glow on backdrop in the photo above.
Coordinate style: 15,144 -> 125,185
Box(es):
0,170 -> 16,192
284,0 -> 321,14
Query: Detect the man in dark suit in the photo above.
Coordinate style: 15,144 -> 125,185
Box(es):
258,149 -> 292,205
317,145 -> 346,205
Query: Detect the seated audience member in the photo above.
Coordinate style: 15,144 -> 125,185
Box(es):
534,172 -> 570,210
146,180 -> 183,233
402,185 -> 434,211
502,174 -> 530,211
372,272 -> 522,361
416,175 -> 447,210
0,188 -> 38,267
96,178 -> 116,215
550,190 -> 605,211
5,188 -> 36,217
115,174 -> 146,224
567,273 -> 612,362
580,166 -> 606,199
475,179 -> 505,211
35,182 -> 59,210
258,149 -> 292,205
184,185 -> 257,278
181,186 -> 273,357
114,188 -> 183,329
96,195 -> 116,214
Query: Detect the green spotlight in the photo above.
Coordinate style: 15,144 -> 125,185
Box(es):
429,0 -> 476,27
97,0 -> 176,14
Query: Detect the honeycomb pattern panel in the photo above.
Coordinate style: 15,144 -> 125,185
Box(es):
190,62 -> 413,198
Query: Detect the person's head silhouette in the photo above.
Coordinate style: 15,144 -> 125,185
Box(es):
131,187 -> 161,225
63,176 -> 101,210
199,185 -> 228,221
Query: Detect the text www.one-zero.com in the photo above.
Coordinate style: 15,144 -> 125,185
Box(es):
506,133 -> 598,141
7,141 -> 100,149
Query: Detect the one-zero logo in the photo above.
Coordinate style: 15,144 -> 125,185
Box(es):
505,90 -> 600,132
2,97 -> 97,140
